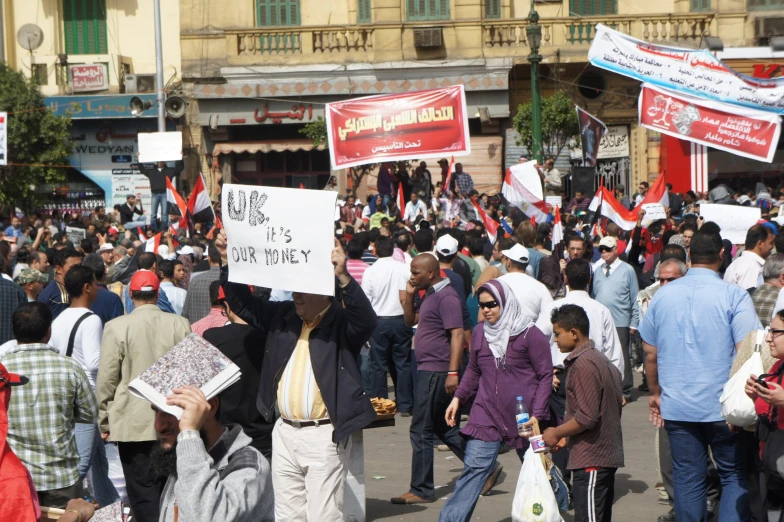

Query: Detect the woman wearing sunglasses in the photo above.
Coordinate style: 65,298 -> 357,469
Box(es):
746,312 -> 784,520
440,279 -> 553,522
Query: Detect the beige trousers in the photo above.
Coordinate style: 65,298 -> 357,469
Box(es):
272,417 -> 351,521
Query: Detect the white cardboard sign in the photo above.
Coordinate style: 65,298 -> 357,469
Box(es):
222,184 -> 338,296
641,203 -> 667,228
545,196 -> 562,209
138,132 -> 183,163
700,203 -> 761,245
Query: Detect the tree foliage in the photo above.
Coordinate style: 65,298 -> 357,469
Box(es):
513,90 -> 579,160
0,63 -> 72,212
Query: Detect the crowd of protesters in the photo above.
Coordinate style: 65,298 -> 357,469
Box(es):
1,159 -> 784,522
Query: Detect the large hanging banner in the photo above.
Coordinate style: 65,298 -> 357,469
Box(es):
588,24 -> 784,114
325,86 -> 470,169
639,83 -> 781,163
222,184 -> 338,296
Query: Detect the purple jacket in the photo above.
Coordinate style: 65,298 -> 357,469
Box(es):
377,166 -> 394,195
455,323 -> 553,449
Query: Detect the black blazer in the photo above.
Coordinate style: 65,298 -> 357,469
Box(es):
221,269 -> 377,443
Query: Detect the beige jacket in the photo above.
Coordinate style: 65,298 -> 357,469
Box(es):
97,304 -> 192,442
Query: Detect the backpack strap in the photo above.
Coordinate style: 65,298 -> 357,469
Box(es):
66,311 -> 95,358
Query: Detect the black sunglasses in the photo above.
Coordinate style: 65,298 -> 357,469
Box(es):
658,277 -> 678,284
769,328 -> 784,339
478,301 -> 499,310
598,246 -> 613,253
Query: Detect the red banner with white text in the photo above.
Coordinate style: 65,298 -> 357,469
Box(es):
639,83 -> 781,163
325,86 -> 471,169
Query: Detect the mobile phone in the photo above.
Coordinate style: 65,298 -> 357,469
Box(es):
756,376 -> 769,389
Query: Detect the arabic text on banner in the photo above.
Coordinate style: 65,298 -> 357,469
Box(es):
588,24 -> 784,114
700,203 -> 761,245
138,132 -> 183,163
221,184 -> 338,296
324,86 -> 471,169
638,83 -> 781,163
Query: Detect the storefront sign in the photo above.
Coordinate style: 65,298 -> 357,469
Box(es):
68,64 -> 109,92
47,94 -> 158,119
598,126 -> 629,159
325,86 -> 470,169
639,84 -> 781,163
589,24 -> 784,114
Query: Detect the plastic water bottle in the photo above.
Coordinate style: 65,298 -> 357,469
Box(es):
516,396 -> 532,437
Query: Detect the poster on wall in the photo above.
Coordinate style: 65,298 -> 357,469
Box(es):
588,24 -> 784,114
325,86 -> 470,169
111,168 -> 152,224
638,83 -> 781,163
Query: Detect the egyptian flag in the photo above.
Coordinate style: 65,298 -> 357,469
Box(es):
144,232 -> 162,254
443,156 -> 455,195
588,185 -> 637,231
166,177 -> 188,231
576,107 -> 607,167
635,174 -> 670,209
187,173 -> 216,224
470,196 -> 499,244
502,164 -> 549,222
588,178 -> 605,237
552,205 -> 565,259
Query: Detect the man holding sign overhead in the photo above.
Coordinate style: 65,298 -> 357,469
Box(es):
215,224 -> 377,522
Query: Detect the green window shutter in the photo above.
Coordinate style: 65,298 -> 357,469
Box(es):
570,0 -> 618,15
690,0 -> 710,10
407,0 -> 448,20
63,0 -> 108,55
485,0 -> 500,18
256,0 -> 300,26
358,0 -> 371,23
749,0 -> 784,9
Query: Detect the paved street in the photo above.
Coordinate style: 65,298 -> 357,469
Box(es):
363,374 -> 668,521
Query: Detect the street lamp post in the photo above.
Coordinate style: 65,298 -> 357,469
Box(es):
526,0 -> 543,164
153,0 -> 166,132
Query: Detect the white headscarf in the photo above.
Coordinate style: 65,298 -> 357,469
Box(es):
479,279 -> 533,364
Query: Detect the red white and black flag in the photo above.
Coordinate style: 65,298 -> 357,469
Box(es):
187,173 -> 216,225
576,107 -> 607,167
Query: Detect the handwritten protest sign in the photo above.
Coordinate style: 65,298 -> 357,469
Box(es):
546,196 -> 563,209
222,184 -> 338,296
138,132 -> 183,163
700,204 -> 761,245
641,203 -> 667,228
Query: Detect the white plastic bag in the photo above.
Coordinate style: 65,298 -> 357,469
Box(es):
721,350 -> 764,428
511,446 -> 564,522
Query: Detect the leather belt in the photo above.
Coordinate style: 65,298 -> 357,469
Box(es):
281,417 -> 332,428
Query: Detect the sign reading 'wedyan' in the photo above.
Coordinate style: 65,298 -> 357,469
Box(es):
221,184 -> 338,296
325,85 -> 471,169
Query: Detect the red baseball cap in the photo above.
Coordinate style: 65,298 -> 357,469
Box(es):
129,270 -> 160,292
108,226 -> 119,235
0,363 -> 28,389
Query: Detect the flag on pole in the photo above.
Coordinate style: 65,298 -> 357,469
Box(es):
551,205 -> 564,260
502,165 -> 549,222
443,156 -> 455,195
576,107 -> 608,167
166,177 -> 188,232
587,175 -> 669,231
187,173 -> 216,224
144,232 -> 162,254
470,196 -> 499,244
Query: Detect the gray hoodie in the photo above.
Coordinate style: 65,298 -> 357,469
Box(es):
159,425 -> 274,522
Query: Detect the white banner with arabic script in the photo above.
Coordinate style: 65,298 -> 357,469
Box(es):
588,24 -> 784,114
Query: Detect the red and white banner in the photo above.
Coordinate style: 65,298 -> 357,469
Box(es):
588,174 -> 670,231
639,83 -> 781,163
502,162 -> 549,223
470,197 -> 499,244
325,86 -> 471,169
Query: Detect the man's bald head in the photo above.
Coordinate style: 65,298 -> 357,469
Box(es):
410,253 -> 442,290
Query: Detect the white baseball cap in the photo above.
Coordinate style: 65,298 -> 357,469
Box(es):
178,246 -> 195,256
97,243 -> 114,253
435,234 -> 458,256
598,236 -> 617,249
501,244 -> 530,264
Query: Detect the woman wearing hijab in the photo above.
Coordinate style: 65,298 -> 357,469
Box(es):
439,279 -> 553,522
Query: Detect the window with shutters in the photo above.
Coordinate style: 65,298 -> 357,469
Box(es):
358,0 -> 371,23
569,0 -> 617,15
256,0 -> 300,26
690,0 -> 710,10
749,0 -> 784,9
63,0 -> 108,55
485,0 -> 500,18
407,0 -> 449,21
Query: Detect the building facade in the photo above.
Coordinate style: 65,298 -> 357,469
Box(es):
1,0 -> 182,217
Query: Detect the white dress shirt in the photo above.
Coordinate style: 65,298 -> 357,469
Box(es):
535,290 -> 624,377
498,272 -> 553,325
361,257 -> 409,316
724,250 -> 765,290
593,257 -> 622,277
403,200 -> 428,222
160,281 -> 187,315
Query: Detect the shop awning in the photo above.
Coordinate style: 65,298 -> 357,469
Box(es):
212,140 -> 326,155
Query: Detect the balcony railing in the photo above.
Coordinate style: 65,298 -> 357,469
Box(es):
182,13 -> 716,65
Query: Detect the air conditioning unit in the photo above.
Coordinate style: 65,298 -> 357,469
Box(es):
124,73 -> 156,94
414,27 -> 442,48
756,17 -> 784,45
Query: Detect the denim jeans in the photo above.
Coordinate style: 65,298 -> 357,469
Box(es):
439,438 -> 501,522
665,420 -> 749,522
150,192 -> 168,231
124,220 -> 147,231
369,316 -> 413,413
356,348 -> 372,395
75,422 -> 120,506
409,370 -> 465,499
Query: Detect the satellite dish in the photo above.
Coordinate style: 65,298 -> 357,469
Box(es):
17,24 -> 43,51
